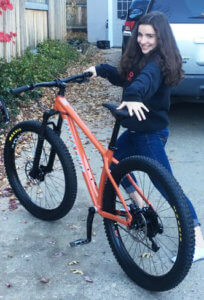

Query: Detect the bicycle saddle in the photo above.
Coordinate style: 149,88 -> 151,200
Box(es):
102,102 -> 129,121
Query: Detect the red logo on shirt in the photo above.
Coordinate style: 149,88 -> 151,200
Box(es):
127,71 -> 134,82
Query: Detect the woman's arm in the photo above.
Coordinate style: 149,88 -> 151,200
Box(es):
85,64 -> 125,87
122,61 -> 163,103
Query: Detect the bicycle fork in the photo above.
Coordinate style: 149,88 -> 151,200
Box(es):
29,110 -> 62,180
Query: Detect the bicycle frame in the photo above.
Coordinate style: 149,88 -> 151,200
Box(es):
54,95 -> 150,227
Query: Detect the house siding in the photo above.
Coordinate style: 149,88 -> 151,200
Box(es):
0,0 -> 66,61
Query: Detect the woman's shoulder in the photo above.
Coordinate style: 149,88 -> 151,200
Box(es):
142,59 -> 162,75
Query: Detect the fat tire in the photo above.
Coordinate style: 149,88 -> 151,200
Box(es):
4,120 -> 77,221
103,156 -> 195,291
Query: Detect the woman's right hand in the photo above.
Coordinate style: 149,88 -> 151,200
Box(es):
84,66 -> 97,78
117,101 -> 149,121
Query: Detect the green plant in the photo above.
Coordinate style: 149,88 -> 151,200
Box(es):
0,40 -> 79,117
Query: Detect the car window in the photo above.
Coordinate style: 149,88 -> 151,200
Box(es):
129,0 -> 150,18
130,0 -> 150,10
151,0 -> 204,23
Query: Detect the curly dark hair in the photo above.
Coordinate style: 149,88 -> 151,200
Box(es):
119,11 -> 184,86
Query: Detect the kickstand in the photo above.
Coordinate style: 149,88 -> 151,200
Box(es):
70,207 -> 96,247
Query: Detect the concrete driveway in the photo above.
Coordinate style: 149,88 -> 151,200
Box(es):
0,49 -> 204,300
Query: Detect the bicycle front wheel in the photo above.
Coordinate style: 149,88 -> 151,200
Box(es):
103,156 -> 194,291
4,120 -> 77,221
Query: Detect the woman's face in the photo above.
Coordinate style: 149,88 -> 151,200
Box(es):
137,24 -> 157,54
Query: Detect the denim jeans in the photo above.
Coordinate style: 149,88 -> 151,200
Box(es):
113,128 -> 199,227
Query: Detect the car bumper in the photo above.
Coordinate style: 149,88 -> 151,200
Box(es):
171,75 -> 204,99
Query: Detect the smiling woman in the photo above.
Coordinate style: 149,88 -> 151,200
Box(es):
85,11 -> 204,263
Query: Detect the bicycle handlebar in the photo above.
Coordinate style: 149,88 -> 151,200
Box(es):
10,72 -> 93,96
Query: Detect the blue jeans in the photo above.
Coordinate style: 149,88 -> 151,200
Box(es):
113,128 -> 199,227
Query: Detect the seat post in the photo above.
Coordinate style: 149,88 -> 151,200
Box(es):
108,120 -> 121,151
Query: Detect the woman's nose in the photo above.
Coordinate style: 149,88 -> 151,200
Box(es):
140,36 -> 147,44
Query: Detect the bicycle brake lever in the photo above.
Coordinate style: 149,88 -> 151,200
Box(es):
75,77 -> 90,84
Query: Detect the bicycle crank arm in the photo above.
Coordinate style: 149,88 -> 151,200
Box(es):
70,206 -> 96,247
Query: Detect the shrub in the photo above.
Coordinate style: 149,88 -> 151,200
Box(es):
0,40 -> 79,116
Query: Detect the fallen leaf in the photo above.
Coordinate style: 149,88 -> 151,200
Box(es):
68,260 -> 79,266
0,186 -> 13,197
9,198 -> 19,211
140,253 -> 152,258
39,277 -> 50,284
84,275 -> 93,283
68,224 -> 81,230
48,240 -> 56,245
54,252 -> 65,257
70,269 -> 84,275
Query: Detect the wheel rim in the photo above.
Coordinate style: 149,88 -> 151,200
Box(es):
13,131 -> 66,210
111,170 -> 180,277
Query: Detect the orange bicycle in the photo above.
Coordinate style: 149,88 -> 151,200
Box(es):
4,73 -> 194,291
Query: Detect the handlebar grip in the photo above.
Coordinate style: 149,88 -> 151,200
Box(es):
10,85 -> 32,95
83,71 -> 93,77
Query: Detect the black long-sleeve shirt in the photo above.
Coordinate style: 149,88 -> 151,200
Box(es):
96,61 -> 171,132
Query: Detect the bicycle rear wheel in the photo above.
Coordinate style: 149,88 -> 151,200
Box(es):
4,120 -> 77,221
103,156 -> 195,291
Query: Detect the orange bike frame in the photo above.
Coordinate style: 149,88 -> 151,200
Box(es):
54,96 -> 150,227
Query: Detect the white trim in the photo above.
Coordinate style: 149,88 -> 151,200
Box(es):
25,2 -> 48,10
108,0 -> 114,47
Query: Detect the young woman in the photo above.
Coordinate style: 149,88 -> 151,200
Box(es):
85,11 -> 204,262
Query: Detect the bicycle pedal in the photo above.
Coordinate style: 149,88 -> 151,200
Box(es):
70,238 -> 90,247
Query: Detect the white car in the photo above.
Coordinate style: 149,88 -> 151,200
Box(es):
122,0 -> 204,101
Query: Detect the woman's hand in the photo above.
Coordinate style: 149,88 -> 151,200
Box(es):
84,66 -> 97,78
117,101 -> 149,121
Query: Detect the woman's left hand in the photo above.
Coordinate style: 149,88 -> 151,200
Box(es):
117,101 -> 149,121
